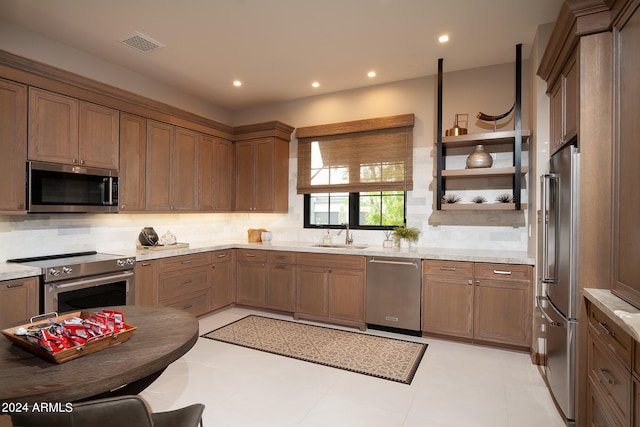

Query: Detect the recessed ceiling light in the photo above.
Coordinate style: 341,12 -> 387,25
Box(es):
439,34 -> 449,43
368,71 -> 376,78
233,80 -> 242,87
312,81 -> 320,88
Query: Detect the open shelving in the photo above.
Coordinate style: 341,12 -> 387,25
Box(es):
436,44 -> 529,211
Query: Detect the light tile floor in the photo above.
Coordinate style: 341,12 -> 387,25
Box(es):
140,307 -> 566,427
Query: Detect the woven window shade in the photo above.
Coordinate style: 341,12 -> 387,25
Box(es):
297,115 -> 414,194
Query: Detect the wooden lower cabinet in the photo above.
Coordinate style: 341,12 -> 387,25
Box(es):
235,250 -> 296,312
587,302 -> 634,426
295,253 -> 365,330
157,252 -> 211,317
209,250 -> 234,311
0,277 -> 38,327
422,260 -> 532,349
134,259 -> 158,306
265,252 -> 296,312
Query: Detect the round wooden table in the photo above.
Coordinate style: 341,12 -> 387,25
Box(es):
0,305 -> 198,404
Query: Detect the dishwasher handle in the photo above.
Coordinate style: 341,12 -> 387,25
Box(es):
368,258 -> 419,268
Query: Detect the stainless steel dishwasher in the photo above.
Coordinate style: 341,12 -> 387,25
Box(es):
366,257 -> 421,333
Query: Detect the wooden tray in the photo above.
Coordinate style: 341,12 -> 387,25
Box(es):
1,311 -> 136,364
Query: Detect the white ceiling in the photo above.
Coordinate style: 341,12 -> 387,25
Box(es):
0,0 -> 564,111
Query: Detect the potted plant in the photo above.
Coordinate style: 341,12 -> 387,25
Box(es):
392,225 -> 421,249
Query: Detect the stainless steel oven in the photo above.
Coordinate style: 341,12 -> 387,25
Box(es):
8,252 -> 135,314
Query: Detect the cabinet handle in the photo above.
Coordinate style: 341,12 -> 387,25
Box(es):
598,368 -> 615,385
217,254 -> 227,258
244,254 -> 256,258
493,270 -> 512,275
211,265 -> 217,269
141,263 -> 153,267
181,280 -> 193,285
598,322 -> 615,337
273,265 -> 286,269
181,260 -> 193,264
475,280 -> 481,285
440,267 -> 456,271
7,283 -> 25,289
182,304 -> 193,310
468,280 -> 473,286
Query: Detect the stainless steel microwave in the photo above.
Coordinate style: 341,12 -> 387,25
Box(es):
27,161 -> 119,213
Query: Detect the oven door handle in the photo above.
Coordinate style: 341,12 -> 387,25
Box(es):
49,271 -> 134,290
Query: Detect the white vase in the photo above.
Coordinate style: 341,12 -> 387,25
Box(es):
400,238 -> 411,249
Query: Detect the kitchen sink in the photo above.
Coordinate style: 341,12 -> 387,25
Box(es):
311,244 -> 369,249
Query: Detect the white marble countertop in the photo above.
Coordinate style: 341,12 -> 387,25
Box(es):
584,288 -> 640,342
0,240 -> 534,282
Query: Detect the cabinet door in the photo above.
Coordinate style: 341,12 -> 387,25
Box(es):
172,127 -> 198,211
78,101 -> 119,169
254,138 -> 274,211
265,263 -> 296,312
134,260 -> 158,306
236,261 -> 265,307
199,136 -> 233,211
145,120 -> 173,210
550,80 -> 563,153
28,88 -> 78,164
296,266 -> 328,317
214,138 -> 234,211
473,279 -> 531,346
422,275 -> 474,338
327,268 -> 364,322
210,260 -> 233,311
612,5 -> 640,308
0,79 -> 27,212
235,140 -> 255,211
0,277 -> 38,326
119,113 -> 146,211
563,54 -> 577,143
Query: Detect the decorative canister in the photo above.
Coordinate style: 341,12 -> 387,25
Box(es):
466,144 -> 493,168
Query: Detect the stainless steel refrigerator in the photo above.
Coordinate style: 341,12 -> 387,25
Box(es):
539,143 -> 579,425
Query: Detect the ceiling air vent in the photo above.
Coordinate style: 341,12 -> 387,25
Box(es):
120,31 -> 165,53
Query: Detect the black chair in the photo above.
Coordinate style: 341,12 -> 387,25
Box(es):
11,395 -> 204,427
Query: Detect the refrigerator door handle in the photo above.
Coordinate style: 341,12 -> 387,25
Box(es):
537,296 -> 565,328
541,173 -> 556,283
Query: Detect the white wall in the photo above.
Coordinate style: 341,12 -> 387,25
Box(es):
0,23 -> 543,262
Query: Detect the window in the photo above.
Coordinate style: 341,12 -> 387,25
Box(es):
297,114 -> 414,230
304,191 -> 406,230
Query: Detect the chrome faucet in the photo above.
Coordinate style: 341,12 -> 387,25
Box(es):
338,223 -> 354,245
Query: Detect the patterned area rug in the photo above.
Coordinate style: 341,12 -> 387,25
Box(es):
201,315 -> 427,384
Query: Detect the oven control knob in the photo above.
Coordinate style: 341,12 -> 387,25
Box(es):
62,266 -> 73,275
116,259 -> 126,267
48,268 -> 61,277
126,258 -> 135,265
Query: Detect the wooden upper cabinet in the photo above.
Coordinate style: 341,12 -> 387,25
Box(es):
199,135 -> 233,211
78,101 -> 119,169
28,88 -> 118,168
146,120 -> 174,211
28,87 -> 78,164
145,120 -> 198,211
234,121 -> 293,213
0,78 -> 27,213
119,113 -> 146,211
172,127 -> 198,211
612,2 -> 640,308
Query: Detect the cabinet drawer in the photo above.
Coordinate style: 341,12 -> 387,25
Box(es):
588,376 -> 624,427
267,251 -> 296,264
474,263 -> 532,282
160,252 -> 210,272
158,267 -> 209,300
297,253 -> 365,270
589,332 -> 631,425
422,260 -> 473,277
161,288 -> 209,317
237,249 -> 267,262
210,249 -> 233,263
589,304 -> 633,368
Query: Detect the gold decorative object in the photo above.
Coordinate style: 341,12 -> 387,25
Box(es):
445,113 -> 468,136
466,144 -> 493,168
